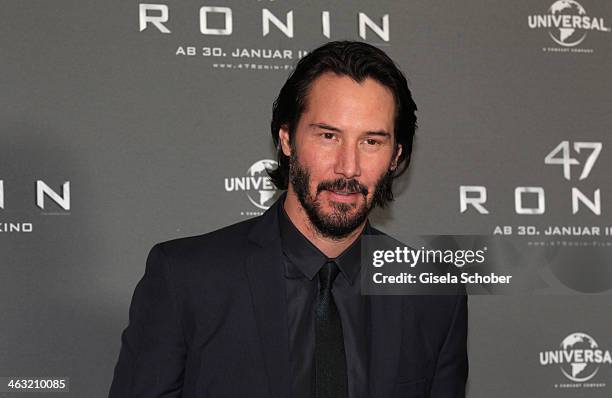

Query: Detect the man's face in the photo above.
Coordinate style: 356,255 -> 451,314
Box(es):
279,72 -> 402,239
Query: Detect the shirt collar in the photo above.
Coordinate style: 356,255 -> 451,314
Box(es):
278,192 -> 370,285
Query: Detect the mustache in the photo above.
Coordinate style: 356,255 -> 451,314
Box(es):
317,178 -> 369,196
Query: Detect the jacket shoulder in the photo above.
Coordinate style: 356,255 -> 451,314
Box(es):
147,216 -> 265,283
155,216 -> 259,258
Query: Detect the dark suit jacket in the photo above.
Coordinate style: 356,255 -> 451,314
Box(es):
109,197 -> 468,398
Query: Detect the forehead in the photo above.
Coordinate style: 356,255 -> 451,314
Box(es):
301,72 -> 396,133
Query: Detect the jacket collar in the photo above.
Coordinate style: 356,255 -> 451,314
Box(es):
246,192 -> 284,247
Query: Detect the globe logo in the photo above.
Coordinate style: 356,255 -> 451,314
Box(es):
224,159 -> 280,213
245,159 -> 279,210
558,333 -> 600,382
548,0 -> 587,47
539,332 -> 612,384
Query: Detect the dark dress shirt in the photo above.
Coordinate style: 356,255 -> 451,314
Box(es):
278,201 -> 369,398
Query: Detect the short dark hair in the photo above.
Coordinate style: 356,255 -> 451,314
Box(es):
268,40 -> 418,202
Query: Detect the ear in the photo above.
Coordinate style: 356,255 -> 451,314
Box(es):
390,144 -> 403,171
279,125 -> 292,157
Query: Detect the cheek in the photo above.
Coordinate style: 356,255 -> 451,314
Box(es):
301,152 -> 334,181
362,161 -> 391,190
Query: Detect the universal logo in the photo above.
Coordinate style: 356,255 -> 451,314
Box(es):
539,332 -> 611,388
224,160 -> 280,217
528,0 -> 610,53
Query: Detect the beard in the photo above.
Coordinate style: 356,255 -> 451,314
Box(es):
289,152 -> 393,240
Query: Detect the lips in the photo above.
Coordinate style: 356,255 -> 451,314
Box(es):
330,190 -> 359,195
326,190 -> 362,202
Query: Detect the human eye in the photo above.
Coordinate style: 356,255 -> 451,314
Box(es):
360,136 -> 385,152
320,132 -> 337,140
362,137 -> 384,148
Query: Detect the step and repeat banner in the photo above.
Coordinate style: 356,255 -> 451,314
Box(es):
1,1 -> 611,397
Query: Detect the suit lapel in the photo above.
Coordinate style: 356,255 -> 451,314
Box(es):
368,295 -> 403,398
243,198 -> 291,398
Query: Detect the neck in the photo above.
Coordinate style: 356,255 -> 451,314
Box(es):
283,187 -> 366,258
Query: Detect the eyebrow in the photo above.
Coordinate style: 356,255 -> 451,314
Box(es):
309,122 -> 391,138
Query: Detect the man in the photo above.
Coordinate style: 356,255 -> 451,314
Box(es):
109,41 -> 467,398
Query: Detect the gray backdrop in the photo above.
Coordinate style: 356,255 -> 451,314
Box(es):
1,0 -> 611,396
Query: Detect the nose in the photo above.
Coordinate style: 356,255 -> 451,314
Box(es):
334,141 -> 361,179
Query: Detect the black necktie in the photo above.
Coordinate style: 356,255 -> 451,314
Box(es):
315,260 -> 348,398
